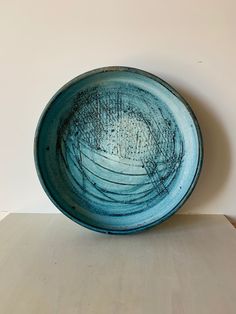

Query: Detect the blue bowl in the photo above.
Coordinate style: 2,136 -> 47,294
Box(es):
34,67 -> 203,234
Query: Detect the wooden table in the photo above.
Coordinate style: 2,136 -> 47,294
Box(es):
0,214 -> 236,314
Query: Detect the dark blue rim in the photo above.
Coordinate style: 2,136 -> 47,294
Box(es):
34,66 -> 203,234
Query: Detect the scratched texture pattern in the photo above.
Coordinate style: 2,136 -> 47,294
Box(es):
35,67 -> 202,233
57,85 -> 183,216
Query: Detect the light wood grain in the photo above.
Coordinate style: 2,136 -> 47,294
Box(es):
0,214 -> 236,314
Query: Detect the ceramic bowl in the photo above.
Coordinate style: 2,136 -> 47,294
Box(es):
34,67 -> 203,234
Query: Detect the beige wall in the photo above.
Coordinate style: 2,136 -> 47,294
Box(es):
0,0 -> 235,218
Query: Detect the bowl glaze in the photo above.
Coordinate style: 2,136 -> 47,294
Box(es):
34,67 -> 203,234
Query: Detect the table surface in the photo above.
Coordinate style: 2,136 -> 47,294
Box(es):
0,214 -> 236,314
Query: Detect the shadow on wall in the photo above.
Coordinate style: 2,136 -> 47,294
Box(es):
172,86 -> 231,213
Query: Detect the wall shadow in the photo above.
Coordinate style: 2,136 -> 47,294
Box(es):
169,85 -> 231,213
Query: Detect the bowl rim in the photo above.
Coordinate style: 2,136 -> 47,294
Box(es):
34,66 -> 203,234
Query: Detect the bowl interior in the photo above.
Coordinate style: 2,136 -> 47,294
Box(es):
35,69 -> 202,233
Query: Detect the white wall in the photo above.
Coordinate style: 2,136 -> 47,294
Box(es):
0,0 -> 235,218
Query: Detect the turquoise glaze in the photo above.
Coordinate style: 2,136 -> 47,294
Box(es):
34,67 -> 203,234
